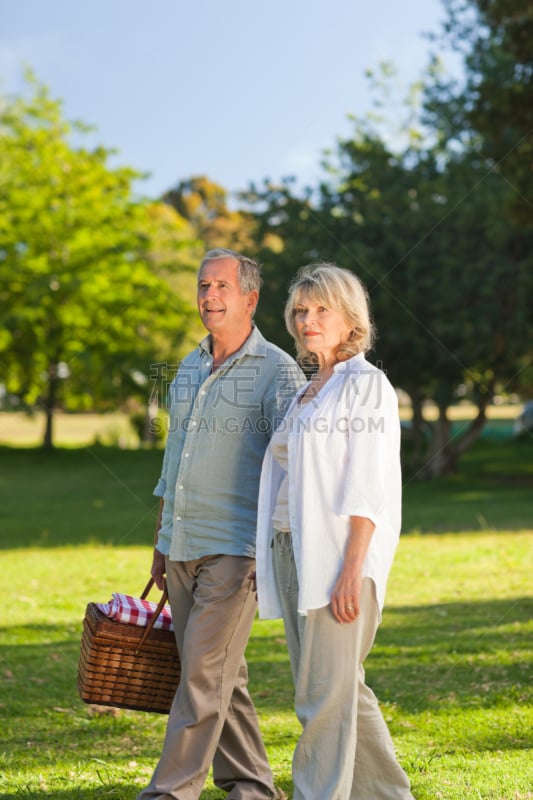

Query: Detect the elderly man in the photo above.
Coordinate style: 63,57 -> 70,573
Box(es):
138,249 -> 303,800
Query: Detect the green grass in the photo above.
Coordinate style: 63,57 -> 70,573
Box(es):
0,446 -> 164,550
402,439 -> 533,533
0,438 -> 532,799
0,438 -> 531,550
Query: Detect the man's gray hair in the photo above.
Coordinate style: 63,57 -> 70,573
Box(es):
200,248 -> 263,294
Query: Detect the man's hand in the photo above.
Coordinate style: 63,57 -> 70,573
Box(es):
151,548 -> 166,591
248,569 -> 257,597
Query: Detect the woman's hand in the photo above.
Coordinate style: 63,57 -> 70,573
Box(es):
330,515 -> 375,624
330,567 -> 362,624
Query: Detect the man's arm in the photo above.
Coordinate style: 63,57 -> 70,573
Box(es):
151,497 -> 166,591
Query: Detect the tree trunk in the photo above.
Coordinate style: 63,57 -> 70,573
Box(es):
42,362 -> 58,449
418,390 -> 491,479
453,394 -> 490,456
421,405 -> 457,478
143,398 -> 160,446
410,387 -> 426,466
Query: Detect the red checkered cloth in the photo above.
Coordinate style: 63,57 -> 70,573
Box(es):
97,592 -> 174,631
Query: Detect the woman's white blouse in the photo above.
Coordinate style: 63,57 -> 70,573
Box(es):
256,352 -> 402,620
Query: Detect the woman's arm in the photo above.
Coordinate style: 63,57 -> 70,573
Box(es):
330,515 -> 375,624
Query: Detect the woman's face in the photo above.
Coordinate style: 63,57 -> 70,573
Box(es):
293,295 -> 351,365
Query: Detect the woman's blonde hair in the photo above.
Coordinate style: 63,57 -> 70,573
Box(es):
284,262 -> 375,365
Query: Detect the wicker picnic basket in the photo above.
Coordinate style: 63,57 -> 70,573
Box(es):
77,579 -> 181,714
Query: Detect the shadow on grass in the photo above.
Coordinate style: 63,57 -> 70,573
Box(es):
249,597 -> 532,720
369,596 -> 532,717
2,595 -> 531,721
1,439 -> 532,550
1,596 -> 531,800
0,786 -> 229,800
0,790 -> 131,800
0,446 -> 164,550
401,439 -> 533,533
0,786 -> 262,800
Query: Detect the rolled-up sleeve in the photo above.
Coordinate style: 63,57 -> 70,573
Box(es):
340,373 -> 396,526
153,476 -> 167,498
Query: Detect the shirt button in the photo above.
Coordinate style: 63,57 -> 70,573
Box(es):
200,390 -> 206,396
176,515 -> 181,521
191,420 -> 197,427
178,484 -> 184,490
184,452 -> 189,458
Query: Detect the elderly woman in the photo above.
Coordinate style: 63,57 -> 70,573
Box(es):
256,263 -> 415,800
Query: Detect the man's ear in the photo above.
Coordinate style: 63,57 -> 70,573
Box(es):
247,289 -> 259,315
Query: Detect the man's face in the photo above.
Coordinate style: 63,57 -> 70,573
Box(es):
197,257 -> 258,336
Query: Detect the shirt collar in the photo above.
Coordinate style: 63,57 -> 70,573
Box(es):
198,324 -> 268,364
333,352 -> 366,373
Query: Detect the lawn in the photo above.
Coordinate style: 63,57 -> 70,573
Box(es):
0,433 -> 531,800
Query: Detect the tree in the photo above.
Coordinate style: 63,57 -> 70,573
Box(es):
425,0 -> 533,224
243,65 -> 532,477
163,175 -> 257,252
240,178 -> 330,357
319,111 -> 532,476
0,75 -> 195,447
420,0 -> 533,448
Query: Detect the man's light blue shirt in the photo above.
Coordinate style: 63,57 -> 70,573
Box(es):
154,326 -> 304,561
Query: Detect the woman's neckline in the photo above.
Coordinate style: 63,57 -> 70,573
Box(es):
298,367 -> 335,405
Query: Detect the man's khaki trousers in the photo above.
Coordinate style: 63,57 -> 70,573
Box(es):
137,554 -> 275,800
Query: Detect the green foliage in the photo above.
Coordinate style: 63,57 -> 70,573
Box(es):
241,179 -> 323,357
0,73 -> 197,446
426,0 -> 533,225
243,37 -> 533,477
163,175 -> 258,252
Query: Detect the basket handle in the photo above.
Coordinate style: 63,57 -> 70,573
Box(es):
140,577 -> 158,600
136,577 -> 170,653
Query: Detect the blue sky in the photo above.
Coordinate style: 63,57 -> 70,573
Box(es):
0,0 -> 459,199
